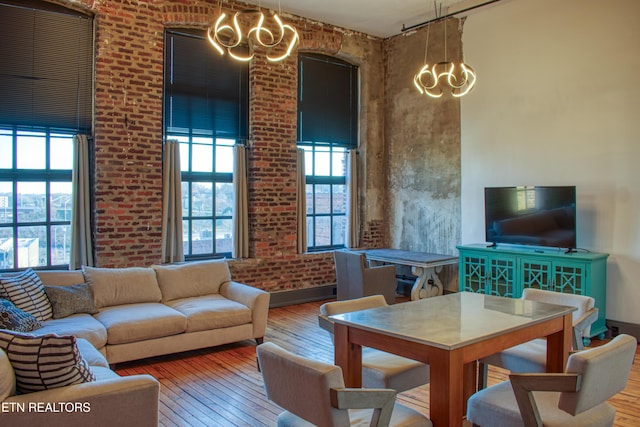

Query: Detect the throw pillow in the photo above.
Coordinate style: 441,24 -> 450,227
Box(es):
0,330 -> 95,394
0,299 -> 43,332
44,283 -> 99,319
0,269 -> 53,321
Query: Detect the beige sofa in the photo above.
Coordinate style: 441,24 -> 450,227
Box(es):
0,259 -> 270,426
0,338 -> 160,427
32,259 -> 270,364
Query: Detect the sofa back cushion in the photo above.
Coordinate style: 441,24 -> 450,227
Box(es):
82,266 -> 162,308
0,349 -> 16,400
152,259 -> 231,302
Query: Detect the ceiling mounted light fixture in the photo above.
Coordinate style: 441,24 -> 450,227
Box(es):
207,1 -> 299,62
412,4 -> 476,98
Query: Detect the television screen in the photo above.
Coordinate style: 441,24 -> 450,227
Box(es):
484,186 -> 576,250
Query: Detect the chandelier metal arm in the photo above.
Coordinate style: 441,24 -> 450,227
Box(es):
207,2 -> 299,62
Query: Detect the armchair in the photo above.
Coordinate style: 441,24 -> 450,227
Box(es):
334,250 -> 397,305
257,342 -> 432,427
467,334 -> 636,427
319,295 -> 430,392
478,288 -> 598,389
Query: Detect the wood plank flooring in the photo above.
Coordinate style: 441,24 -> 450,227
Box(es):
115,300 -> 640,426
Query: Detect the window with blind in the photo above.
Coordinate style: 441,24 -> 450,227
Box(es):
164,30 -> 248,260
0,1 -> 93,270
298,54 -> 358,251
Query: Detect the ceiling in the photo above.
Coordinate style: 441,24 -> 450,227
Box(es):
241,0 -> 503,38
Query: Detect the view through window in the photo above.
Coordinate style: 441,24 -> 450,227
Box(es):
0,128 -> 73,269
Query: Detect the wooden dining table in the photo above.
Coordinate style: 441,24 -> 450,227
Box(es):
330,292 -> 575,427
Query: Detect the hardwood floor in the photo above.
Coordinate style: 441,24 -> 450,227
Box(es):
115,300 -> 640,426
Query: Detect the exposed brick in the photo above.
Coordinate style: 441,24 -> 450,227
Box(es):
53,0 -> 385,292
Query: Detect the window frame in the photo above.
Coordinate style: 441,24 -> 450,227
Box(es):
163,29 -> 248,260
0,126 -> 74,271
298,53 -> 358,252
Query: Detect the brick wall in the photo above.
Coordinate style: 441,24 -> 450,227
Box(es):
55,0 -> 386,292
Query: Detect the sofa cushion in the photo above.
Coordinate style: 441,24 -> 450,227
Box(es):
75,338 -> 109,368
94,303 -> 187,345
91,365 -> 121,381
0,330 -> 95,394
44,283 -> 99,319
0,298 -> 43,332
0,268 -> 53,321
82,266 -> 162,308
166,295 -> 252,333
34,313 -> 108,350
152,259 -> 232,302
0,349 -> 16,400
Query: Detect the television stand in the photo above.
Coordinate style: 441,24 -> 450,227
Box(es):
457,243 -> 609,343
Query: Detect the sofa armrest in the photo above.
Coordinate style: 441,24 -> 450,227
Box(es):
2,374 -> 159,427
220,281 -> 270,340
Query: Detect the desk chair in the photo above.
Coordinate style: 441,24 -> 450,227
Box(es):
334,250 -> 397,305
319,295 -> 430,392
478,288 -> 598,389
467,334 -> 636,427
257,342 -> 432,427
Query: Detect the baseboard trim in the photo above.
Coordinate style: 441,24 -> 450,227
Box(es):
606,319 -> 640,342
269,284 -> 336,308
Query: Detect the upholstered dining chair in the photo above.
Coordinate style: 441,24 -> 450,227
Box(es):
257,342 -> 432,427
318,295 -> 430,392
334,250 -> 397,305
467,333 -> 636,427
478,288 -> 599,389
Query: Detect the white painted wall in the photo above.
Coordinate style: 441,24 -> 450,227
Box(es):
461,0 -> 640,323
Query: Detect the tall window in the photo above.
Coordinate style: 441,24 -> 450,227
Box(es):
298,54 -> 358,251
0,2 -> 93,271
164,30 -> 248,259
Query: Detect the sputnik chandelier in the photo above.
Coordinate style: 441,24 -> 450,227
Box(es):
207,1 -> 299,62
413,11 -> 476,98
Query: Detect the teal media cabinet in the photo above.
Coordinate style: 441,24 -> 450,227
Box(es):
457,243 -> 609,341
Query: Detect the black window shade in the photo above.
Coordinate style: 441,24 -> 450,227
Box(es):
164,30 -> 248,140
298,54 -> 358,148
0,2 -> 93,132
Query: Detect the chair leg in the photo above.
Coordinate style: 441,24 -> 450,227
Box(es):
477,361 -> 489,390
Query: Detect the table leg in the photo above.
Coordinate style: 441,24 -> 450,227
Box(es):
546,312 -> 573,372
333,323 -> 362,387
430,349 -> 465,427
410,266 -> 444,300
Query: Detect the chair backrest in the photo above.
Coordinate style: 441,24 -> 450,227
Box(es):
558,334 -> 636,415
320,294 -> 388,317
257,342 -> 351,427
334,251 -> 367,301
319,295 -> 388,343
522,288 -> 594,327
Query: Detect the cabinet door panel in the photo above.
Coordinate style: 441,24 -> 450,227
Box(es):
488,257 -> 517,297
461,254 -> 486,293
520,259 -> 553,293
553,263 -> 587,294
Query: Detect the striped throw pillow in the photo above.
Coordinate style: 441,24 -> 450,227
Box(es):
0,269 -> 53,321
0,330 -> 95,394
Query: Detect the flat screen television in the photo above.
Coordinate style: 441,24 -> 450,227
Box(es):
484,186 -> 576,250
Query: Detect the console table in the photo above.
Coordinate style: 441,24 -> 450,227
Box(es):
457,243 -> 608,341
362,249 -> 458,300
